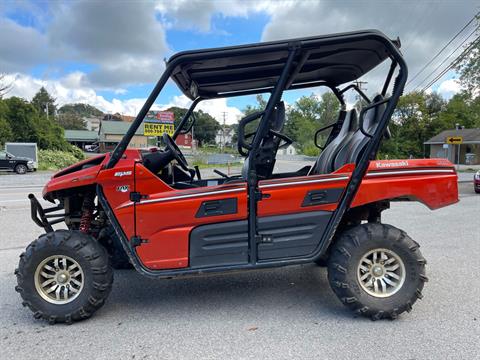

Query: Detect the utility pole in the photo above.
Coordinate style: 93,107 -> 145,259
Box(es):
191,124 -> 195,154
221,111 -> 227,151
355,80 -> 368,103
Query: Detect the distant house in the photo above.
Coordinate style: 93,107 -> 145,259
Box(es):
215,127 -> 234,147
98,120 -> 147,152
64,129 -> 98,149
65,120 -> 192,153
277,144 -> 297,156
97,120 -> 189,152
424,128 -> 480,165
176,133 -> 193,148
83,117 -> 101,132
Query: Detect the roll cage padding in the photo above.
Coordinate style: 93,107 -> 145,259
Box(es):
240,102 -> 287,179
237,110 -> 265,156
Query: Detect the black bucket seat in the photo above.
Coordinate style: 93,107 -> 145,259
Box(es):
309,109 -> 358,175
310,94 -> 387,174
332,95 -> 386,171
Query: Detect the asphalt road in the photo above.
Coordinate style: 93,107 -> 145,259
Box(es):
0,169 -> 478,360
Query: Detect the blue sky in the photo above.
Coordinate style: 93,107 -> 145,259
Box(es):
0,1 -> 477,123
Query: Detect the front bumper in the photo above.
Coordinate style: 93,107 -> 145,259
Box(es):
28,194 -> 65,233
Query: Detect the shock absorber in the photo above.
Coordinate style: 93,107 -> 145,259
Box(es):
79,194 -> 95,233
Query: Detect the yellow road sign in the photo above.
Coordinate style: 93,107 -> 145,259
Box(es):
446,136 -> 463,145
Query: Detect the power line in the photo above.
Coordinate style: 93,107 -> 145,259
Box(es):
420,35 -> 480,92
406,12 -> 479,88
413,28 -> 479,91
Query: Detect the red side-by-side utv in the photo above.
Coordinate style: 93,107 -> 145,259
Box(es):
15,30 -> 458,323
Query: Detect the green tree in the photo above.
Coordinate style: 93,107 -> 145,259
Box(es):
285,92 -> 340,155
455,16 -> 480,98
438,93 -> 480,129
31,87 -> 56,118
3,97 -> 67,150
0,74 -> 12,99
167,106 -> 221,146
58,103 -> 104,117
57,112 -> 87,130
0,100 -> 12,145
0,118 -> 12,145
380,92 -> 446,158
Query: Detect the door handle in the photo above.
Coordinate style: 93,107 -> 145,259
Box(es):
196,198 -> 237,218
204,201 -> 221,212
309,192 -> 326,202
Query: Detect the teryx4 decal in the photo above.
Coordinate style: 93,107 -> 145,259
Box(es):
116,185 -> 130,193
114,171 -> 132,177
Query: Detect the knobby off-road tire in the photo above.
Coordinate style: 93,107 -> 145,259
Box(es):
328,223 -> 427,320
15,230 -> 113,324
15,164 -> 28,174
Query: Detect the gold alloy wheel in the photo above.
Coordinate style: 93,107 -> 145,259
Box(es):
34,255 -> 84,304
357,248 -> 406,298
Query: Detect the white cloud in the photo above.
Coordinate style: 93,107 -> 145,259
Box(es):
436,78 -> 462,99
166,95 -> 243,125
155,0 -> 282,32
0,1 -> 169,88
259,0 -> 478,95
4,73 -> 243,125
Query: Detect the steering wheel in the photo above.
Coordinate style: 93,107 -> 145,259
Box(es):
162,133 -> 189,171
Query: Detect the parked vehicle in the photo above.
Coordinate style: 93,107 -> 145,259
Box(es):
16,30 -> 458,323
5,142 -> 38,170
0,150 -> 35,174
84,144 -> 99,153
475,170 -> 480,193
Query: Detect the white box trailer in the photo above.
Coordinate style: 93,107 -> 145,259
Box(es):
5,142 -> 38,169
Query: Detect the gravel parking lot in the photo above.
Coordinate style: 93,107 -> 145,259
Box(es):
0,168 -> 478,359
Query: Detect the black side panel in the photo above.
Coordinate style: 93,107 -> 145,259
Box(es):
301,188 -> 344,207
257,211 -> 332,260
189,211 -> 332,267
195,198 -> 237,218
189,220 -> 248,268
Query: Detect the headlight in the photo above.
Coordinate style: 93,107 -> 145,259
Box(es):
475,171 -> 480,180
28,160 -> 33,164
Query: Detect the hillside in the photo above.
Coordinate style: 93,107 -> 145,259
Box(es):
58,103 -> 104,117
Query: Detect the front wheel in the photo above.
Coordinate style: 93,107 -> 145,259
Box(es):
327,223 -> 427,320
15,230 -> 113,324
15,164 -> 28,174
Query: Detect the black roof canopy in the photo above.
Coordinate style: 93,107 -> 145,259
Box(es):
168,30 -> 400,100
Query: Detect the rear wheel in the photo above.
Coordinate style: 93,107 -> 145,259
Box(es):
15,230 -> 113,324
327,223 -> 427,320
15,164 -> 28,174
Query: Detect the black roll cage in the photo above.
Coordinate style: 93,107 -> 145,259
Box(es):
101,32 -> 408,278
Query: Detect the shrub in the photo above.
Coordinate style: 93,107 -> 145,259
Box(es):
38,149 -> 83,171
66,144 -> 86,160
302,143 -> 320,156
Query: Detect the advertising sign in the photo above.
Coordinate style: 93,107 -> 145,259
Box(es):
144,111 -> 175,136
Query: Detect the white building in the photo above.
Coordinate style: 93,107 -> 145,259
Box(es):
215,127 -> 235,147
278,144 -> 297,156
84,117 -> 102,132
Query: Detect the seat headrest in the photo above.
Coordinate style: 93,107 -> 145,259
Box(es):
362,94 -> 385,132
348,110 -> 358,131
